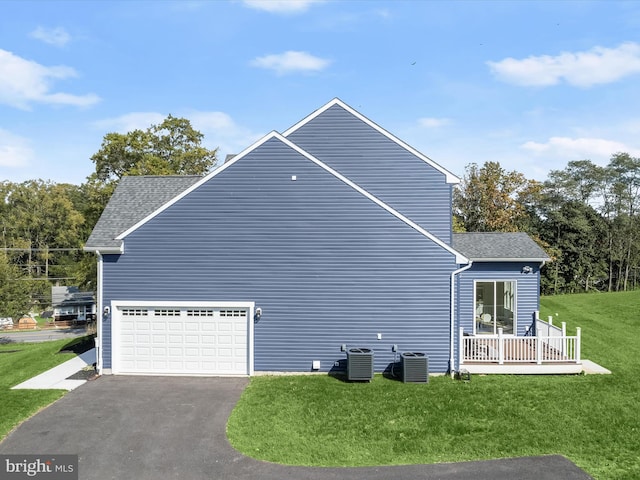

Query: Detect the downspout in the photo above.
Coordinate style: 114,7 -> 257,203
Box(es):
96,252 -> 103,374
450,261 -> 473,378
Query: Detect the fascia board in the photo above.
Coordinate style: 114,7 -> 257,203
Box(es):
274,133 -> 469,265
116,131 -> 279,241
469,257 -> 551,262
83,245 -> 123,254
283,98 -> 461,185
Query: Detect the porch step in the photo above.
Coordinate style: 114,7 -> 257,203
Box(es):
581,359 -> 611,375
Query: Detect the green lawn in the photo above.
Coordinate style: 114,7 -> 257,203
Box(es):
0,337 -> 89,440
227,291 -> 640,479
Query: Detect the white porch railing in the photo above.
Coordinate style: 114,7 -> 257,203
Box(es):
459,323 -> 581,366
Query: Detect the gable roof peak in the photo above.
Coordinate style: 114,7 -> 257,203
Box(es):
283,98 -> 460,185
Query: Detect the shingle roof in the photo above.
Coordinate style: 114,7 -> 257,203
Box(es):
452,232 -> 550,262
84,175 -> 201,251
51,286 -> 94,307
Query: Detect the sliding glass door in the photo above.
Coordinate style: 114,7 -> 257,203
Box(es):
475,281 -> 515,334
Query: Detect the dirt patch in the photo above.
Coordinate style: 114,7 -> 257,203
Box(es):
67,365 -> 99,381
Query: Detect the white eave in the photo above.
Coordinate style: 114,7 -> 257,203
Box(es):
83,245 -> 124,254
469,257 -> 550,263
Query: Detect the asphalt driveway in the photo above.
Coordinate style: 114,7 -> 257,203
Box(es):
0,376 -> 592,480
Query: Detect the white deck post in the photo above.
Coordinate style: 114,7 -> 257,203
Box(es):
498,327 -> 504,365
459,327 -> 465,366
536,326 -> 543,364
576,327 -> 581,364
562,322 -> 567,358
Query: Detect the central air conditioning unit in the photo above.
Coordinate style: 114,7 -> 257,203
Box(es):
346,347 -> 374,381
401,352 -> 429,383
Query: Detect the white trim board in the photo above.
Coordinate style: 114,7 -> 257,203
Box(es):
110,300 -> 255,376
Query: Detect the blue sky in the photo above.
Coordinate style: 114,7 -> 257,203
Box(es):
1,0 -> 639,185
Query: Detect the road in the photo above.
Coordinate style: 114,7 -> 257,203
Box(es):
0,328 -> 88,343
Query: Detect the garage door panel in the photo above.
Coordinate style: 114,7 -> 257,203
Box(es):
218,322 -> 233,332
115,305 -> 249,375
121,333 -> 134,343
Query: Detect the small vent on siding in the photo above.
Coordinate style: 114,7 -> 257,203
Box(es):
154,309 -> 181,317
121,308 -> 148,316
187,309 -> 215,317
220,310 -> 247,318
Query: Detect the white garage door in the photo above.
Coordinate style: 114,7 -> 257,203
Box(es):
113,304 -> 250,375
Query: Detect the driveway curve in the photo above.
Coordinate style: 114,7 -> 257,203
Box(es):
0,376 -> 592,480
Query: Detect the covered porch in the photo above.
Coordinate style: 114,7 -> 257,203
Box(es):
458,316 -> 583,374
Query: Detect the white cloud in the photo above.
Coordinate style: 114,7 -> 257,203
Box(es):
250,50 -> 331,75
0,129 -> 34,168
418,117 -> 452,128
488,42 -> 640,87
521,136 -> 640,159
242,0 -> 322,14
188,111 -> 264,157
0,49 -> 100,109
30,26 -> 71,47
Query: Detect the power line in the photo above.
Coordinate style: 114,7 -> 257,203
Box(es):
1,248 -> 83,252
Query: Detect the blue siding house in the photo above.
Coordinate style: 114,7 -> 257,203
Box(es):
85,99 -> 556,377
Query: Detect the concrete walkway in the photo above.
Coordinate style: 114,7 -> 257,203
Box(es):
11,348 -> 96,391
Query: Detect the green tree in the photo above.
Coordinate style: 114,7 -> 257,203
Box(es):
78,115 -> 218,291
540,153 -> 640,293
90,115 -> 217,183
537,199 -> 608,294
0,181 -> 88,309
0,252 -> 33,318
606,153 -> 640,291
454,161 -> 540,232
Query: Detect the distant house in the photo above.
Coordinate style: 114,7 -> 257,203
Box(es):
85,99 -> 581,378
52,286 -> 96,323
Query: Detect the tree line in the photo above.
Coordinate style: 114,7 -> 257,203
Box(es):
454,153 -> 640,294
1,116 -> 217,318
1,114 -> 637,317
